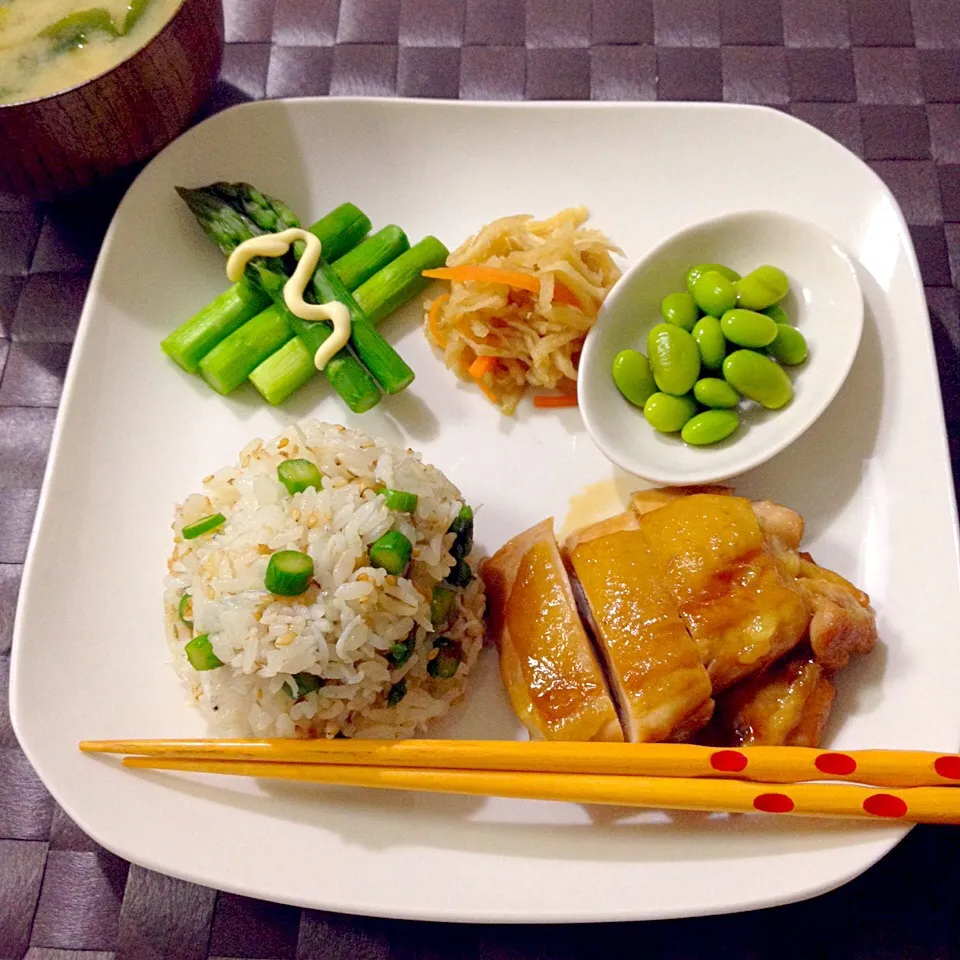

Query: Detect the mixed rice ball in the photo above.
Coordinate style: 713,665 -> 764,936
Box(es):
163,421 -> 486,738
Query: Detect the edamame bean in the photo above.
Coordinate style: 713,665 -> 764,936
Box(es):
763,303 -> 790,325
681,409 -> 740,445
720,308 -> 778,348
643,392 -> 698,433
685,263 -> 741,294
736,265 -> 789,310
660,291 -> 699,331
612,349 -> 657,407
723,350 -> 793,409
646,322 -> 701,396
692,315 -> 726,369
766,324 -> 808,365
692,271 -> 738,318
693,377 -> 740,409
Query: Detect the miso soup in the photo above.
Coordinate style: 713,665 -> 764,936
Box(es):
0,0 -> 184,105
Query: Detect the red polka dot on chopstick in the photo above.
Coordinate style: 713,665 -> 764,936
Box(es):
863,793 -> 908,818
710,750 -> 747,772
753,793 -> 795,813
934,756 -> 960,780
815,753 -> 857,776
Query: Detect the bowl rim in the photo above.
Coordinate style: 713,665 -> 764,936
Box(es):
0,0 -> 191,110
578,208 -> 866,486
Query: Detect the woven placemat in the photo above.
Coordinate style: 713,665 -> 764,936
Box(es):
1,1 -> 959,957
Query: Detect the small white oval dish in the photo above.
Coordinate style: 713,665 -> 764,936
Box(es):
579,210 -> 864,485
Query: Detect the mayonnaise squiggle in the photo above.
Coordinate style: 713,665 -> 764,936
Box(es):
226,228 -> 351,371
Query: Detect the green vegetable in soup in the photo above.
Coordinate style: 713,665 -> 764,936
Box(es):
122,0 -> 153,33
40,9 -> 119,53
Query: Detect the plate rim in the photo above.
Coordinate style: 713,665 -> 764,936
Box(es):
11,96 -> 951,923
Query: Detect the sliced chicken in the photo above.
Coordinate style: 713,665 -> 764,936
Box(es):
562,509 -> 638,554
637,494 -> 810,691
567,530 -> 713,743
481,519 -> 622,742
706,653 -> 835,747
487,487 -> 876,748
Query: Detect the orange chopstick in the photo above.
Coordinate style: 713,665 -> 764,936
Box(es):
115,757 -> 960,825
78,739 -> 960,789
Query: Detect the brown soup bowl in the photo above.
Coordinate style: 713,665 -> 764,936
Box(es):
0,0 -> 224,200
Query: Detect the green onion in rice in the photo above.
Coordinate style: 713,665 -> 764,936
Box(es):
163,421 -> 486,740
182,513 -> 226,540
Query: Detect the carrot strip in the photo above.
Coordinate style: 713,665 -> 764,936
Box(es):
533,394 -> 579,409
424,266 -> 584,311
468,355 -> 496,379
427,294 -> 450,347
474,377 -> 499,404
423,266 -> 540,293
552,281 -> 581,309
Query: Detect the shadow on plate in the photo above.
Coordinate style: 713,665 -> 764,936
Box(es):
736,260 -> 886,545
117,760 -> 901,867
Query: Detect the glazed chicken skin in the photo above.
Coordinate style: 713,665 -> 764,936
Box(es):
483,487 -> 877,747
637,494 -> 811,692
567,530 -> 714,743
482,519 -> 622,742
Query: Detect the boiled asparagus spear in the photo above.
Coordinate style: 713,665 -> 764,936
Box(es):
176,186 -> 381,413
161,202 -> 370,373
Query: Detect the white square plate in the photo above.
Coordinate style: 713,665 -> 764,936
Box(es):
12,100 -> 960,923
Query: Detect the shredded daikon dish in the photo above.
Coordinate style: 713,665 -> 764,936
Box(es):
423,208 -> 622,415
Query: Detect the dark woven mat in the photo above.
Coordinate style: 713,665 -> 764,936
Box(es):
2,1 -> 960,957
